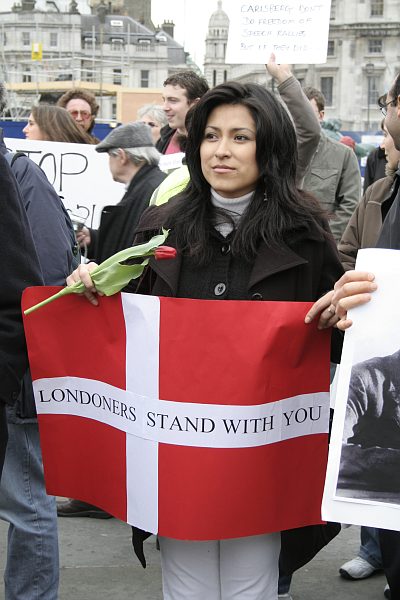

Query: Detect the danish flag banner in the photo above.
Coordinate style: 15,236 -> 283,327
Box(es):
22,288 -> 331,540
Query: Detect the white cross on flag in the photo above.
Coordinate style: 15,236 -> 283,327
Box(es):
23,288 -> 331,539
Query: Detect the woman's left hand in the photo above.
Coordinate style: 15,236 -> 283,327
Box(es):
305,271 -> 377,331
66,262 -> 101,306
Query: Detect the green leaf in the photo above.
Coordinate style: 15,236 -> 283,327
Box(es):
24,230 -> 169,315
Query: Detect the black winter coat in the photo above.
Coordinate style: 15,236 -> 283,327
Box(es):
0,155 -> 43,473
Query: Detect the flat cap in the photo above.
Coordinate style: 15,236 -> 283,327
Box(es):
96,121 -> 154,153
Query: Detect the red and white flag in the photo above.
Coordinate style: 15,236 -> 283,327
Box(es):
23,288 -> 331,540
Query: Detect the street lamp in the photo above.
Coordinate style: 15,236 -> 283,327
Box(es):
366,62 -> 375,132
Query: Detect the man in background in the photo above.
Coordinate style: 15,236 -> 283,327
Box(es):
157,70 -> 209,154
302,87 -> 361,243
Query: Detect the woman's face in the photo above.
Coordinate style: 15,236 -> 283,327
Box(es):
23,113 -> 43,140
200,103 -> 259,199
139,114 -> 162,144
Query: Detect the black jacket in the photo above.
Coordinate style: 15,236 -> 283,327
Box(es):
0,155 -> 43,472
0,132 -> 80,420
88,164 -> 166,264
0,154 -> 43,407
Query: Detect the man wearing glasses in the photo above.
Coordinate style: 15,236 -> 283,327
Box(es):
57,88 -> 100,143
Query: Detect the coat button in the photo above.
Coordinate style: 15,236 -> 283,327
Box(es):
221,244 -> 231,255
214,283 -> 227,296
251,292 -> 263,300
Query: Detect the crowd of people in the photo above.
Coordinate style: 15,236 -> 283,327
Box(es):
1,56 -> 399,600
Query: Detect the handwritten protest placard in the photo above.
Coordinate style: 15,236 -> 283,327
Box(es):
225,0 -> 332,64
5,138 -> 124,229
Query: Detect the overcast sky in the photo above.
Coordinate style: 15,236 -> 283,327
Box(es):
1,0 -> 223,67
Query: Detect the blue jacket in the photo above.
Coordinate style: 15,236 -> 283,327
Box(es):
0,130 -> 79,418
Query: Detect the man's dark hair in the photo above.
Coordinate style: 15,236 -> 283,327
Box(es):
0,83 -> 7,114
389,72 -> 400,103
163,70 -> 209,103
303,86 -> 325,113
165,81 -> 325,264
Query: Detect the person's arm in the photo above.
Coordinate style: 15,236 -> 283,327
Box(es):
330,148 -> 361,242
12,156 -> 76,285
337,190 -> 369,271
0,154 -> 43,405
266,55 -> 320,187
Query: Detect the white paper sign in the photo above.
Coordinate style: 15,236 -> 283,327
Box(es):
225,0 -> 332,64
159,152 -> 185,173
323,249 -> 400,531
5,138 -> 125,229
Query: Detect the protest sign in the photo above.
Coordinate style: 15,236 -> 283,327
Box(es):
323,249 -> 400,531
23,290 -> 331,538
225,0 -> 332,64
5,138 -> 124,228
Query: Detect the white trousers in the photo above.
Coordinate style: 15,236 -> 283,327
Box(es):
158,532 -> 281,600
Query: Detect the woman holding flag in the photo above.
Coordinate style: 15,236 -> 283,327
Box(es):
67,81 -> 345,599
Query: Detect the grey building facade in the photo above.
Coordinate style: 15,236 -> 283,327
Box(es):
203,0 -> 400,132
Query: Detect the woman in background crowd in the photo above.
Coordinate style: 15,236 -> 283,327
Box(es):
23,105 -> 95,144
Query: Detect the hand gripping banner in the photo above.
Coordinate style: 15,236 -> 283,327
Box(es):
22,288 -> 331,540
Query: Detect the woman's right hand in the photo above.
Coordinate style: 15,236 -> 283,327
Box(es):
265,53 -> 292,85
305,271 -> 378,330
66,262 -> 101,306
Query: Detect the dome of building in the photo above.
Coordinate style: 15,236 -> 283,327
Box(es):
208,0 -> 229,29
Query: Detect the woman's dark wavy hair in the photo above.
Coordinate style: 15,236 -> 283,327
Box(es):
166,81 -> 324,263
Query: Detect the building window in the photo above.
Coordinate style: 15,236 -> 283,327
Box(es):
23,67 -> 31,82
320,77 -> 333,106
367,75 -> 380,105
111,38 -> 123,52
84,37 -> 96,50
327,40 -> 335,56
50,32 -> 58,47
22,31 -> 30,46
370,0 -> 384,16
224,69 -> 227,82
113,68 -> 122,85
330,0 -> 336,19
368,38 -> 382,53
140,69 -> 149,88
83,68 -> 93,81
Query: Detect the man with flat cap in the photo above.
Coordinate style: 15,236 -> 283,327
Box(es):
75,121 -> 167,265
57,121 -> 166,519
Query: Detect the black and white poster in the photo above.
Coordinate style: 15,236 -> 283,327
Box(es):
323,249 -> 400,531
